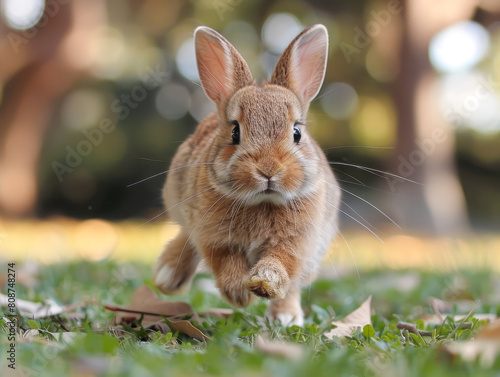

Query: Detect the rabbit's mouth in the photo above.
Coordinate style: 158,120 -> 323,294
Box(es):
240,186 -> 289,206
262,188 -> 277,195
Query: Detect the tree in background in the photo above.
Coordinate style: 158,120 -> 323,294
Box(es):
0,0 -> 106,216
392,0 -> 499,234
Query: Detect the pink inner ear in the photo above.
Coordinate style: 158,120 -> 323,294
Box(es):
292,32 -> 327,102
197,35 -> 232,103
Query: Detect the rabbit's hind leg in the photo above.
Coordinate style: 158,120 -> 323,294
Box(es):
154,232 -> 200,295
268,287 -> 304,327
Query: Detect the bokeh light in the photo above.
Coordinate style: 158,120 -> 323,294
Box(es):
320,83 -> 359,120
429,21 -> 490,73
223,21 -> 259,53
60,90 -> 107,130
259,50 -> 280,79
223,21 -> 260,73
350,96 -> 396,147
189,86 -> 216,122
1,0 -> 44,30
365,47 -> 398,82
0,0 -> 498,233
89,26 -> 128,80
439,72 -> 500,134
261,13 -> 303,54
176,38 -> 198,82
74,219 -> 118,261
155,83 -> 191,120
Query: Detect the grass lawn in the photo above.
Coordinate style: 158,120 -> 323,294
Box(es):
1,257 -> 499,377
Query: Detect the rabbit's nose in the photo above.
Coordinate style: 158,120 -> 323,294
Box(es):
258,172 -> 280,190
256,170 -> 274,183
257,168 -> 275,180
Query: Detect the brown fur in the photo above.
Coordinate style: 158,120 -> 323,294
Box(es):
154,25 -> 340,325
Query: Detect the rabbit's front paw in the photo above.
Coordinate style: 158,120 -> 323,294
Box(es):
245,264 -> 290,300
219,282 -> 255,308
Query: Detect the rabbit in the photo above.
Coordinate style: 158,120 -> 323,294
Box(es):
153,24 -> 340,326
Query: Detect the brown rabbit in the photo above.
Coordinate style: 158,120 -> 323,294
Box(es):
154,24 -> 340,326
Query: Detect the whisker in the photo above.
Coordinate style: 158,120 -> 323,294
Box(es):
296,196 -> 323,241
335,225 -> 364,294
338,187 -> 400,229
335,179 -> 396,195
323,145 -> 395,151
300,193 -> 364,292
138,157 -> 170,163
189,79 -> 220,99
312,85 -> 343,102
328,162 -> 422,185
340,199 -> 383,236
174,189 -> 235,277
127,162 -> 224,187
302,193 -> 363,290
306,190 -> 384,243
139,180 -> 235,227
331,169 -> 366,186
310,177 -> 393,236
217,185 -> 246,234
229,191 -> 248,241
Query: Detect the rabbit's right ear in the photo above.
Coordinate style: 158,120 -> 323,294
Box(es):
270,24 -> 329,105
195,27 -> 253,104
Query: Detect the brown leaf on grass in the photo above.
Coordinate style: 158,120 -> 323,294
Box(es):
324,296 -> 372,339
477,319 -> 500,340
255,335 -> 304,359
165,318 -> 211,341
444,319 -> 500,367
108,285 -> 198,326
107,285 -> 210,341
200,308 -> 234,319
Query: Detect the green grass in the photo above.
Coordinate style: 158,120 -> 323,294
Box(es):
1,261 -> 499,376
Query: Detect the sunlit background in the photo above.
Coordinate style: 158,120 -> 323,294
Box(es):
0,0 -> 499,267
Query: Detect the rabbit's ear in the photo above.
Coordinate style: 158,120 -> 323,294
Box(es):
195,27 -> 253,104
270,24 -> 328,104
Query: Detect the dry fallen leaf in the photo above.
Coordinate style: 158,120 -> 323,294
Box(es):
421,313 -> 497,327
107,285 -> 210,341
255,335 -> 304,359
0,294 -> 64,318
428,297 -> 477,314
324,296 -> 372,339
165,318 -> 211,341
444,319 -> 500,367
19,328 -> 82,344
477,319 -> 500,340
108,285 -> 198,326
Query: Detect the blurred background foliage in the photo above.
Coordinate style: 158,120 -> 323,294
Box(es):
0,0 -> 499,234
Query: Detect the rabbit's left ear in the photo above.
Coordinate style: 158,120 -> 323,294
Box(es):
195,26 -> 253,105
270,24 -> 328,104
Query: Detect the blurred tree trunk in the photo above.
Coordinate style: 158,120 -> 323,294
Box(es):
391,0 -> 477,235
0,0 -> 106,217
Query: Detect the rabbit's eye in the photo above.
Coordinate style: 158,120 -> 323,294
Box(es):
231,122 -> 240,144
293,124 -> 302,143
